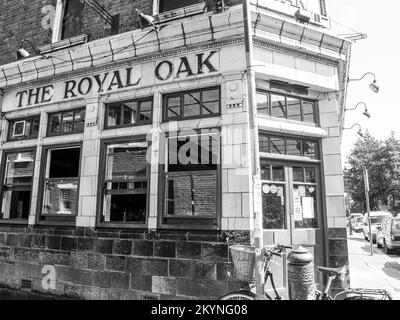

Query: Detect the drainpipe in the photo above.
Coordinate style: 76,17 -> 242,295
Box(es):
243,0 -> 264,298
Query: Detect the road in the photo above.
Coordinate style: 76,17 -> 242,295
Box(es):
348,232 -> 400,299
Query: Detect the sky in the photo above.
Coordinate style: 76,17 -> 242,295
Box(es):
327,1 -> 400,165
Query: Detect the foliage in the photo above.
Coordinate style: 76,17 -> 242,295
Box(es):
344,132 -> 400,212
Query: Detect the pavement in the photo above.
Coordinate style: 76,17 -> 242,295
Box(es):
348,232 -> 400,300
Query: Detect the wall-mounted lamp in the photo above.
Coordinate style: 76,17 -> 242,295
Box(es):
17,39 -> 42,60
136,9 -> 159,31
344,123 -> 364,138
345,102 -> 371,119
349,72 -> 380,93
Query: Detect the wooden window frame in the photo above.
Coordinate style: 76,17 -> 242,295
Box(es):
104,97 -> 153,130
7,116 -> 40,142
162,87 -> 221,122
256,90 -> 319,126
47,107 -> 86,137
36,143 -> 83,226
158,129 -> 221,230
96,135 -> 150,229
0,147 -> 37,225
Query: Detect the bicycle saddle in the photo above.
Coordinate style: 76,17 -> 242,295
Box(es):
315,266 -> 345,277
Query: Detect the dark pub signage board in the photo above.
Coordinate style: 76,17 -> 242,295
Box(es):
4,51 -> 219,111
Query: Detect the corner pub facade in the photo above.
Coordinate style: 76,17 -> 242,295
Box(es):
0,0 -> 351,299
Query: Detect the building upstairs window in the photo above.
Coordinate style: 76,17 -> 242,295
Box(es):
256,91 -> 318,125
8,116 -> 40,142
53,0 -> 84,43
47,107 -> 86,137
159,0 -> 204,13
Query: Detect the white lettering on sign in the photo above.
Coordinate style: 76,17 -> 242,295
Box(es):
41,265 -> 56,290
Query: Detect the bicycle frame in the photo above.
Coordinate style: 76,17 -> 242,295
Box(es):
262,252 -> 283,300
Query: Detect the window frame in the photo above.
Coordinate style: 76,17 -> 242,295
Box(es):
104,97 -> 153,130
0,147 -> 37,225
36,142 -> 83,226
7,116 -> 41,142
96,135 -> 150,229
158,129 -> 221,230
256,90 -> 319,126
53,0 -> 85,43
259,131 -> 320,160
47,107 -> 86,137
162,87 -> 221,122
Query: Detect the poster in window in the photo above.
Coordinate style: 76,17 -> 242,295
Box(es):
302,197 -> 315,219
293,189 -> 303,221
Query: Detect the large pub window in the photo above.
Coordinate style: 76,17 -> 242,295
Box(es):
0,150 -> 35,222
163,87 -> 220,122
8,116 -> 40,142
256,91 -> 318,125
99,140 -> 149,226
159,0 -> 203,12
40,146 -> 81,220
162,130 -> 220,228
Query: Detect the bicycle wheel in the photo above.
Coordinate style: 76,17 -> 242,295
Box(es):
219,291 -> 256,300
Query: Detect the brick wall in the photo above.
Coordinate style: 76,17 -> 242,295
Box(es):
0,227 -> 250,300
0,0 -> 152,66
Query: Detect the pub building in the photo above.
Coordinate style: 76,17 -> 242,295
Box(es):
0,0 -> 351,299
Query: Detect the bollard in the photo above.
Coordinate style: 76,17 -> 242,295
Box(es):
287,245 -> 315,300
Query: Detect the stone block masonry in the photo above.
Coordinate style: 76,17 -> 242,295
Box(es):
0,226 -> 249,300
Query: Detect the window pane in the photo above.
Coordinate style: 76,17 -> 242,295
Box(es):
286,139 -> 302,156
257,92 -> 269,116
107,105 -> 122,127
305,167 -> 317,183
166,171 -> 216,217
49,113 -> 61,134
167,96 -> 181,118
1,189 -> 31,220
49,148 -> 80,178
42,180 -> 78,215
259,134 -> 270,153
202,102 -> 219,115
294,185 -> 318,229
139,101 -> 152,122
61,111 -> 74,133
302,141 -> 317,158
286,97 -> 301,121
183,92 -> 200,117
74,109 -> 85,132
105,194 -> 146,222
105,143 -> 147,181
272,165 -> 284,182
293,167 -> 304,182
62,0 -> 84,39
270,137 -> 285,154
271,94 -> 286,118
260,161 -> 270,180
160,0 -> 201,12
262,183 -> 286,229
202,88 -> 219,102
123,103 -> 137,125
31,117 -> 40,138
4,152 -> 35,185
302,101 -> 315,123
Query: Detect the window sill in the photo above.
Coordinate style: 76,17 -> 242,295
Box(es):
156,3 -> 208,24
39,34 -> 89,54
98,222 -> 146,229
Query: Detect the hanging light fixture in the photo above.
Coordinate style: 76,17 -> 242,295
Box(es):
16,39 -> 44,60
136,9 -> 159,31
348,72 -> 380,93
343,123 -> 364,138
345,102 -> 371,119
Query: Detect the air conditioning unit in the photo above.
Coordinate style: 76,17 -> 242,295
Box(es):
12,120 -> 26,137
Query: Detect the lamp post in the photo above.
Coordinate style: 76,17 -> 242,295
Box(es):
363,166 -> 373,256
343,123 -> 364,138
243,0 -> 264,299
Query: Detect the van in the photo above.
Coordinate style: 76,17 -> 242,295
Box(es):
376,217 -> 400,254
363,211 -> 392,243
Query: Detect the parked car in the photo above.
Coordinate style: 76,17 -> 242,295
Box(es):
352,216 -> 364,232
376,216 -> 400,254
363,211 -> 393,243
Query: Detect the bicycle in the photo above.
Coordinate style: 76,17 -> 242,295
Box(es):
219,244 -> 393,300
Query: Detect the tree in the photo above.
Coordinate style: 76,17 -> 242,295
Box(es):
344,132 -> 400,212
